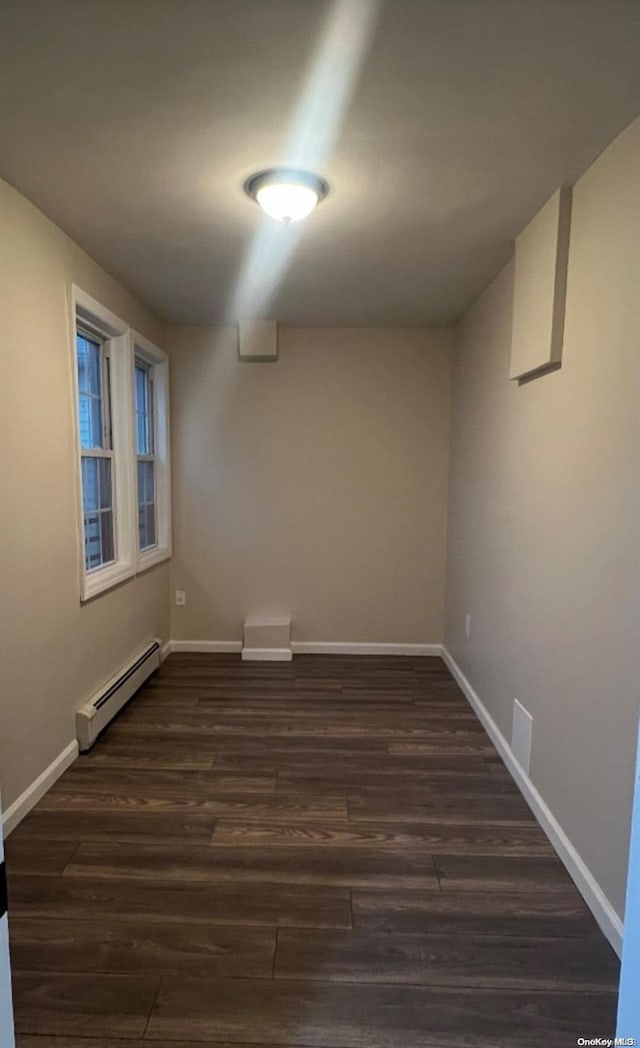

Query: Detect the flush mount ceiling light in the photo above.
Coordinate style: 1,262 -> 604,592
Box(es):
245,169 -> 329,224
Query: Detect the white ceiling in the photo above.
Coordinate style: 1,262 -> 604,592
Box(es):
1,0 -> 639,326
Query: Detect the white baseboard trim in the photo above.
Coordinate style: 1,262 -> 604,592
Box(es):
3,740 -> 79,839
242,648 -> 293,662
165,640 -> 443,658
169,640 -> 243,654
291,642 -> 444,656
161,639 -> 172,660
441,646 -> 623,957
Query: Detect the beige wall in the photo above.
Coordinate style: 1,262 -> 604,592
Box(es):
168,326 -> 452,645
444,117 -> 640,916
0,177 -> 170,813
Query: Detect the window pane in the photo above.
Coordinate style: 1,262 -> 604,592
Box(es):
81,457 -> 99,512
138,459 -> 146,504
138,503 -> 146,547
101,510 -> 115,564
78,392 -> 103,448
145,503 -> 156,547
77,333 -> 101,396
77,332 -> 104,449
138,459 -> 156,550
99,458 -> 112,510
81,455 -> 114,571
84,513 -> 101,570
138,459 -> 155,505
139,502 -> 157,550
135,363 -> 150,454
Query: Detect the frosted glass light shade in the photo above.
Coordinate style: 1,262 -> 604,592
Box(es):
245,169 -> 328,224
256,182 -> 319,223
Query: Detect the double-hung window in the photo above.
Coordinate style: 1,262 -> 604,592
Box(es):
133,332 -> 171,572
72,287 -> 171,600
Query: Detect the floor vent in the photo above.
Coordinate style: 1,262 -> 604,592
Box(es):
76,640 -> 161,751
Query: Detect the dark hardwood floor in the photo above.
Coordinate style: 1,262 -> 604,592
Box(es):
5,653 -> 619,1046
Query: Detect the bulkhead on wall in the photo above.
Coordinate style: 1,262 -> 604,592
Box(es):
238,320 -> 278,362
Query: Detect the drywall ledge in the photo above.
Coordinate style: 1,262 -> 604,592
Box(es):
441,647 -> 623,957
243,617 -> 292,661
510,186 -> 572,380
3,740 -> 79,838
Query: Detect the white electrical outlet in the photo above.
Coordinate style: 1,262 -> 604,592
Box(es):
512,699 -> 533,775
464,613 -> 471,638
175,589 -> 186,606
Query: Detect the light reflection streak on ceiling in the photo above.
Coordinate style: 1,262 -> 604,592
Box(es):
228,0 -> 382,323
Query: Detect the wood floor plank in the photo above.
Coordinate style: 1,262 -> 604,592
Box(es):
196,796 -> 348,822
8,874 -> 352,928
343,687 -> 464,701
217,752 -> 499,774
210,819 -> 555,856
110,719 -> 493,742
64,841 -> 439,889
434,853 -> 577,892
92,733 -> 220,760
3,839 -> 79,876
16,1039 -> 340,1048
113,704 -> 483,729
388,739 -> 496,755
347,791 -> 535,826
145,975 -> 617,1046
51,766 -> 238,796
351,888 -> 602,938
78,753 -> 216,770
39,786 -> 346,816
176,738 -> 392,757
31,793 -> 226,814
41,770 -> 275,799
12,972 -> 160,1038
9,917 -> 276,977
274,927 -> 619,990
196,696 -> 425,709
43,782 -> 345,822
108,711 -> 340,735
277,769 -> 515,792
9,809 -> 218,846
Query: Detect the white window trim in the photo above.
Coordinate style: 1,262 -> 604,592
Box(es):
70,287 -> 171,601
131,330 -> 172,573
71,286 -> 137,600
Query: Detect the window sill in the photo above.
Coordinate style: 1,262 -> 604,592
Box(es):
80,548 -> 170,602
81,561 -> 136,602
137,546 -> 172,574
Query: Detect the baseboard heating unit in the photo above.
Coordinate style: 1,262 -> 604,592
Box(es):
76,639 -> 161,751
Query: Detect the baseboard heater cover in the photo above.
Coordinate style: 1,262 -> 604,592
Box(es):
76,640 -> 161,751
